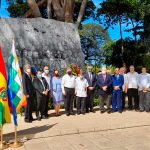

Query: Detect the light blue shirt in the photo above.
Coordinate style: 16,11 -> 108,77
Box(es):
138,73 -> 150,91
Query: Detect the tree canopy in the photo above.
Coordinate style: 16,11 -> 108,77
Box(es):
79,23 -> 110,65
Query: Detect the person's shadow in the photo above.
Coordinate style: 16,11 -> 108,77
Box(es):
4,123 -> 57,142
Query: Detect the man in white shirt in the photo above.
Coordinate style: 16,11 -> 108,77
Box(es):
75,70 -> 89,115
138,66 -> 150,112
126,65 -> 139,110
42,66 -> 51,117
61,68 -> 76,116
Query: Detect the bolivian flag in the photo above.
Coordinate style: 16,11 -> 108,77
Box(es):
0,45 -> 11,127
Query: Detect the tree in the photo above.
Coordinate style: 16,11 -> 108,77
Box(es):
79,23 -> 110,65
103,39 -> 147,68
7,0 -> 95,25
76,0 -> 88,27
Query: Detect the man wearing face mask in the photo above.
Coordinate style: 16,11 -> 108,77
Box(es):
22,64 -> 35,123
75,70 -> 89,115
97,67 -> 112,113
84,65 -> 97,113
33,71 -> 49,120
61,68 -> 76,116
42,66 -> 51,117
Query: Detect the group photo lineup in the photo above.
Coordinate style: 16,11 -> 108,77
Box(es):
0,0 -> 150,150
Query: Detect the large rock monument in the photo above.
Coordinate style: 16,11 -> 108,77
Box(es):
0,18 -> 83,72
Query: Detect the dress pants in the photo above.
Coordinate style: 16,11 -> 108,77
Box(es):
122,92 -> 127,110
139,91 -> 150,111
76,97 -> 86,113
145,92 -> 150,112
112,91 -> 122,112
25,95 -> 34,121
44,92 -> 50,116
36,95 -> 47,118
64,87 -> 75,114
86,90 -> 94,112
99,94 -> 112,110
127,88 -> 139,109
139,90 -> 146,111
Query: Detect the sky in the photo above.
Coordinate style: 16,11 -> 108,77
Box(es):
0,0 -> 134,40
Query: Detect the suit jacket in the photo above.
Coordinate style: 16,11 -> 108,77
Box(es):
84,72 -> 97,89
112,74 -> 124,92
97,74 -> 112,95
22,73 -> 35,97
33,77 -> 49,99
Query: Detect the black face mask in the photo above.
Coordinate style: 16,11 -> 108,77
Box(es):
67,71 -> 72,75
55,73 -> 59,77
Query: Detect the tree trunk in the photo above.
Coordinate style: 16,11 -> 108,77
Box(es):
119,19 -> 123,41
76,0 -> 88,28
130,18 -> 137,42
51,0 -> 66,21
47,0 -> 53,19
27,0 -> 42,17
65,0 -> 75,23
24,0 -> 46,18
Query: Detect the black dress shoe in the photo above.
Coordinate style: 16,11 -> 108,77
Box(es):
70,112 -> 75,115
90,110 -> 95,113
42,115 -> 47,119
66,113 -> 70,116
25,119 -> 32,123
45,114 -> 49,117
107,110 -> 111,114
118,111 -> 122,113
37,117 -> 41,121
100,110 -> 105,114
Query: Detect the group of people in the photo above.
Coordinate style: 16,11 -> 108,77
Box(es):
22,64 -> 150,123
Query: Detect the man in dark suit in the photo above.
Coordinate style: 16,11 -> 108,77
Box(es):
22,64 -> 35,123
33,71 -> 49,121
97,67 -> 112,113
84,65 -> 97,113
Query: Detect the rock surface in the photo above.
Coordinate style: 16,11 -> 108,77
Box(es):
0,18 -> 83,72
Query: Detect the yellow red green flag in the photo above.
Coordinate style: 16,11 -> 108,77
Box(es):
0,45 -> 11,127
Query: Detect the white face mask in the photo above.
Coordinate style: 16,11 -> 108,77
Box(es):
102,70 -> 106,74
26,69 -> 31,73
45,70 -> 49,74
37,74 -> 42,79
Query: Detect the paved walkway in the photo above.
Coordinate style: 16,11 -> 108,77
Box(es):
2,108 -> 150,150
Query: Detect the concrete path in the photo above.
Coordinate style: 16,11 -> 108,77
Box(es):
2,108 -> 150,150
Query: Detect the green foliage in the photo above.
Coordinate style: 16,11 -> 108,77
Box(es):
79,23 -> 110,64
7,2 -> 29,17
103,39 -> 147,68
96,0 -> 150,41
143,55 -> 150,71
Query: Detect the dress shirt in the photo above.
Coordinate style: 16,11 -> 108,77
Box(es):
121,74 -> 127,91
42,73 -> 51,90
102,74 -> 106,81
126,72 -> 139,89
75,77 -> 89,97
61,74 -> 76,90
138,73 -> 150,91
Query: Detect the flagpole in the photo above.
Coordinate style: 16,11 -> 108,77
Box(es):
0,126 -> 8,150
9,126 -> 23,148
